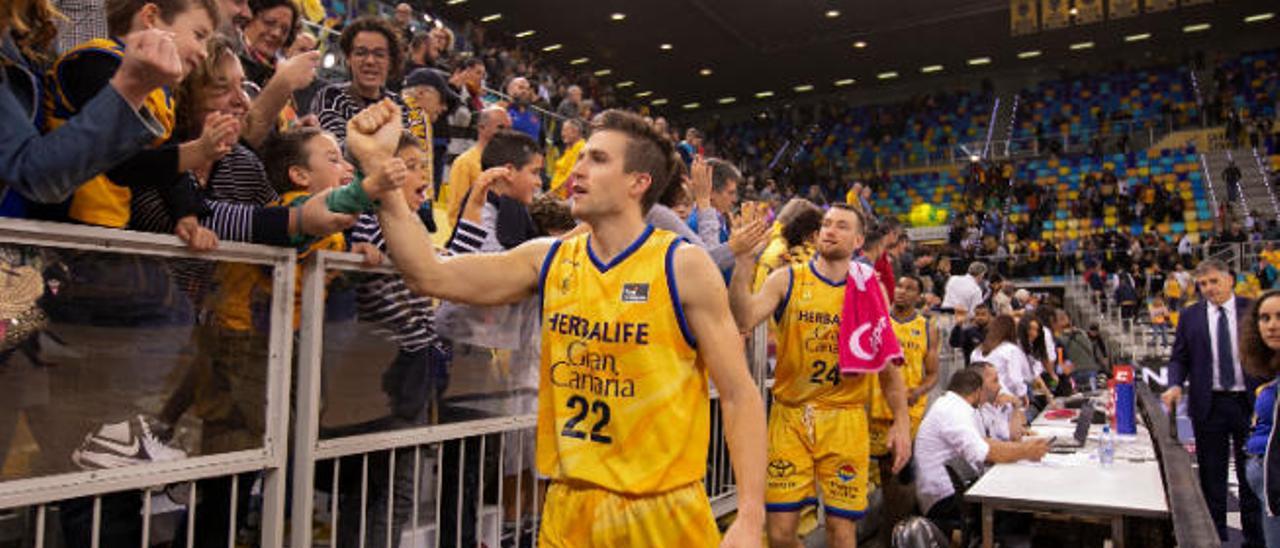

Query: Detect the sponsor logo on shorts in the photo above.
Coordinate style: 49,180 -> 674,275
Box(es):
768,459 -> 797,479
836,463 -> 857,483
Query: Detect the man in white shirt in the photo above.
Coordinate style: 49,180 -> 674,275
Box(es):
914,364 -> 1048,532
942,261 -> 988,315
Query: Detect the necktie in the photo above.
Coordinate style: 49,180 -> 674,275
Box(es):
1217,306 -> 1236,390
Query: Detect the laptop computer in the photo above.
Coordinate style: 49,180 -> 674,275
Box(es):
1049,402 -> 1095,452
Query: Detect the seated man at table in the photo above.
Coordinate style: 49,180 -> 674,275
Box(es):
914,363 -> 1050,532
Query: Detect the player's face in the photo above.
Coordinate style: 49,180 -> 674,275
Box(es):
567,130 -> 647,222
815,208 -> 862,261
894,277 -> 920,309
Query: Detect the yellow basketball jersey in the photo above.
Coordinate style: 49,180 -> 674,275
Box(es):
870,312 -> 932,421
45,38 -> 176,228
773,260 -> 872,408
538,226 -> 709,495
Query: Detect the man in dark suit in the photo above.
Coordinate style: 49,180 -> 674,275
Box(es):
1163,259 -> 1263,546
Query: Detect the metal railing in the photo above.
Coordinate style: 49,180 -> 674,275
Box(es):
0,218 -> 297,548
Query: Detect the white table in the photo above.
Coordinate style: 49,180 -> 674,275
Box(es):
964,409 -> 1169,548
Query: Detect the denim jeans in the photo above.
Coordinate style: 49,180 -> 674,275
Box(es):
1246,455 -> 1280,547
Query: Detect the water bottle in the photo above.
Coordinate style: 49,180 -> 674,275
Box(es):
1098,425 -> 1115,468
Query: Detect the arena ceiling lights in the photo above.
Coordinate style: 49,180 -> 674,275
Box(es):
594,69 -> 612,77
853,41 -> 868,49
651,98 -> 668,106
634,90 -> 653,98
616,81 -> 635,88
610,13 -> 627,21
660,43 -> 673,51
825,10 -> 840,19
514,30 -> 535,38
1245,13 -> 1275,23
718,97 -> 738,105
793,84 -> 815,92
570,57 -> 589,65
479,13 -> 501,23
1069,41 -> 1095,50
699,68 -> 713,76
1017,50 -> 1043,59
1182,23 -> 1211,33
444,0 -> 465,4
755,91 -> 775,99
834,78 -> 855,87
877,71 -> 899,80
967,57 -> 991,66
682,102 -> 701,110
920,65 -> 944,74
1124,33 -> 1151,42
541,44 -> 562,52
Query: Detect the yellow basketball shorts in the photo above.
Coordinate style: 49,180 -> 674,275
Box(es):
539,480 -> 720,547
765,402 -> 869,520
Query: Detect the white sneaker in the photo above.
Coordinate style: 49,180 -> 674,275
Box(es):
71,415 -> 186,470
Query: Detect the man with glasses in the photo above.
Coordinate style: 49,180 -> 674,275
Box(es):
312,17 -> 409,146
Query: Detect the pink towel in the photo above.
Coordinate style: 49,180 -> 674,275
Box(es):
838,260 -> 903,374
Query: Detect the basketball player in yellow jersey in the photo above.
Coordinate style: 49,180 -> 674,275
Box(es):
353,103 -> 767,547
867,274 -> 940,540
727,203 -> 912,548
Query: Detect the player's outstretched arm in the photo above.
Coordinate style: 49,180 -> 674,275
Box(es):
674,244 -> 765,548
377,188 -> 550,305
728,256 -> 789,331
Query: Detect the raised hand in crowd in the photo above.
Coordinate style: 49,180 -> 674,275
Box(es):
689,155 -> 714,210
462,166 -> 513,223
728,204 -> 770,258
110,29 -> 185,110
274,50 -> 321,92
362,157 -> 408,200
182,112 -> 239,172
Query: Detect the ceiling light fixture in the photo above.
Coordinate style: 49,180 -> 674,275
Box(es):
594,69 -> 612,76
480,13 -> 501,23
921,65 -> 944,73
699,68 -> 713,76
1182,23 -> 1210,32
825,10 -> 840,18
1017,50 -> 1042,59
1124,33 -> 1151,42
968,57 -> 992,66
1069,41 -> 1094,50
610,13 -> 626,21
1245,13 -> 1275,23
755,91 -> 775,98
853,41 -> 868,49
682,102 -> 701,110
718,97 -> 737,104
660,43 -> 673,51
635,90 -> 653,98
651,98 -> 668,106
515,30 -> 535,38
570,57 -> 589,65
793,84 -> 814,92
616,81 -> 635,88
877,71 -> 899,79
541,43 -> 562,52
445,0 -> 465,4
834,78 -> 855,86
